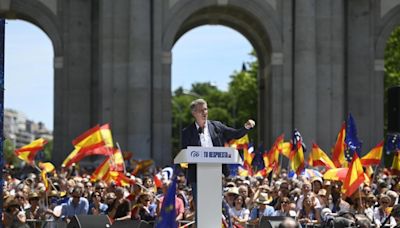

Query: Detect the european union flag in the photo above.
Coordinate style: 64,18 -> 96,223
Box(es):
156,175 -> 177,228
386,133 -> 400,155
345,114 -> 362,162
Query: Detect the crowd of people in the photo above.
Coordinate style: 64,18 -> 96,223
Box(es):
3,164 -> 400,228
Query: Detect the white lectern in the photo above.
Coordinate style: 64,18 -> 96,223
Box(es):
174,146 -> 243,228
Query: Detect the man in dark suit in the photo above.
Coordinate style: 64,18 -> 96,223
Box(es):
181,98 -> 255,193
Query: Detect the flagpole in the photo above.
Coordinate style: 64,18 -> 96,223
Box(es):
33,164 -> 57,191
371,164 -> 379,186
116,142 -> 127,174
358,186 -> 363,213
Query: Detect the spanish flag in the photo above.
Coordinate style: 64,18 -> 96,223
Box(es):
267,134 -> 284,169
108,171 -> 136,187
290,141 -> 305,175
41,170 -> 49,191
230,134 -> 249,150
72,125 -> 104,148
280,142 -> 291,158
39,162 -> 55,173
15,138 -> 48,164
110,148 -> 125,172
361,141 -> 383,166
332,122 -> 347,168
91,157 -> 111,182
391,150 -> 400,176
131,159 -> 154,176
343,153 -> 365,197
62,124 -> 113,167
310,143 -> 336,170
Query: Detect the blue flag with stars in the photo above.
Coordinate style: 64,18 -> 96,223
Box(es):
386,134 -> 400,155
251,144 -> 265,172
344,114 -> 362,162
156,174 -> 177,228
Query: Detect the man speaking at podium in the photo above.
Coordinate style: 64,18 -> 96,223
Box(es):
181,98 -> 255,195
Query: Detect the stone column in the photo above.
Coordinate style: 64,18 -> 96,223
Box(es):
294,0 -> 317,148
127,0 -> 152,159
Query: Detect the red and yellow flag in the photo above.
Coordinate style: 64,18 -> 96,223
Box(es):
310,143 -> 336,170
343,153 -> 365,197
229,134 -> 249,150
108,171 -> 135,187
91,157 -> 111,182
290,141 -> 305,175
391,150 -> 400,176
238,163 -> 253,177
332,122 -> 347,168
110,149 -> 125,172
15,138 -> 48,164
265,134 -> 284,170
72,125 -> 104,149
361,141 -> 383,166
63,124 -> 114,167
39,162 -> 55,173
280,142 -> 291,158
41,170 -> 49,191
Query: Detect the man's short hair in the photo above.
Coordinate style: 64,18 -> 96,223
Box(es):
190,99 -> 207,112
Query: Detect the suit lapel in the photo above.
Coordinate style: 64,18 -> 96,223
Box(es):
208,121 -> 219,146
191,122 -> 201,146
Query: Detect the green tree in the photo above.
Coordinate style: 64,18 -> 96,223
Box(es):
3,139 -> 18,166
228,67 -> 258,141
384,26 -> 400,132
171,53 -> 259,154
43,140 -> 53,161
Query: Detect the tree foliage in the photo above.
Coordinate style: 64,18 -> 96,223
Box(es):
384,26 -> 400,132
171,54 -> 258,154
3,139 -> 18,166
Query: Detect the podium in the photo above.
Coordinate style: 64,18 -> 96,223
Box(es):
174,146 -> 243,228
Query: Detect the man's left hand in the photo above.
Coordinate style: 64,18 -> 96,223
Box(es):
244,119 -> 255,129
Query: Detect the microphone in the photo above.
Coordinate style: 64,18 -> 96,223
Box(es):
198,127 -> 203,134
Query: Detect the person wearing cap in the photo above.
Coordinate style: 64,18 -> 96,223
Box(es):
3,196 -> 29,228
25,192 -> 46,220
311,176 -> 323,195
373,195 -> 396,227
224,187 -> 240,209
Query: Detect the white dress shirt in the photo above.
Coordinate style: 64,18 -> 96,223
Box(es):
196,121 -> 214,147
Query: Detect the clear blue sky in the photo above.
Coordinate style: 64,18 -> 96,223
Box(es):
5,20 -> 254,130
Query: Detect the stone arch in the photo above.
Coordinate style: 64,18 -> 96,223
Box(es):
375,4 -> 400,59
161,0 -> 282,145
0,0 -> 63,157
0,0 -> 62,56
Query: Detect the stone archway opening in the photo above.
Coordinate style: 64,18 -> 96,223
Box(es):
384,26 -> 400,132
161,3 -> 278,162
171,24 -> 257,155
4,19 -> 54,164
